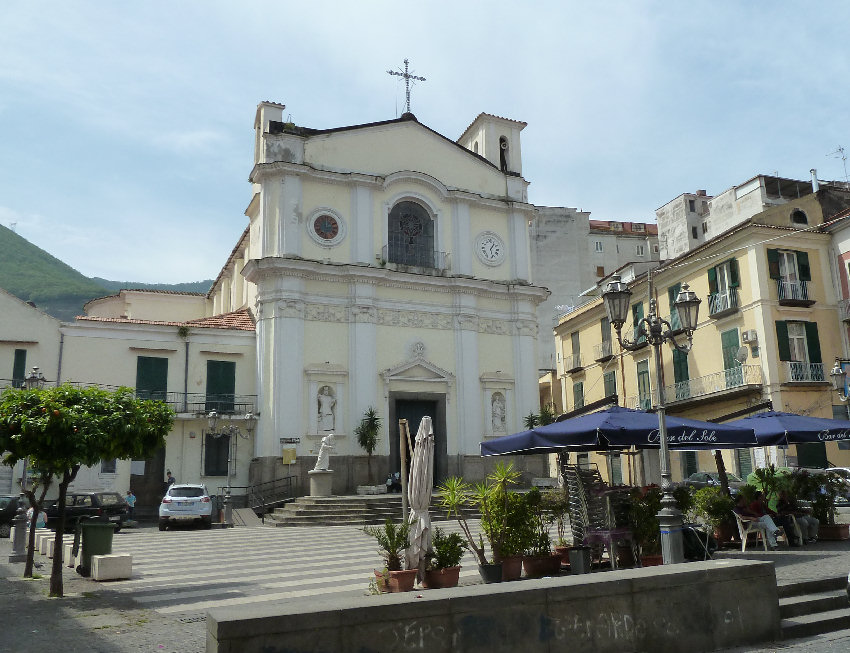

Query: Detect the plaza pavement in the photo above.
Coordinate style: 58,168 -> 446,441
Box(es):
1,517 -> 850,652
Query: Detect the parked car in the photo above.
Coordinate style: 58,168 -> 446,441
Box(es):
45,491 -> 129,532
0,495 -> 25,538
683,471 -> 745,494
159,484 -> 213,530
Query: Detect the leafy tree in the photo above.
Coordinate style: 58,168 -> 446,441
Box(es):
354,407 -> 382,484
0,384 -> 173,597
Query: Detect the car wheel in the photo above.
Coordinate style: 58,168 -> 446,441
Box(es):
201,517 -> 212,530
0,523 -> 11,538
158,520 -> 168,531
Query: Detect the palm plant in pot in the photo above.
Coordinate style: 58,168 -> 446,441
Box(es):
362,519 -> 416,592
354,407 -> 383,492
422,526 -> 467,589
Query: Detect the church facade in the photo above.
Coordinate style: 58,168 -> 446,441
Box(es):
205,104 -> 549,490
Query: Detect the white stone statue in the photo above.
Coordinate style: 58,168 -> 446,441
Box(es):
318,385 -> 336,431
491,393 -> 506,433
313,433 -> 335,471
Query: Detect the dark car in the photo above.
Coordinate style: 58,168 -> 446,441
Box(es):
45,491 -> 129,532
0,495 -> 25,538
683,471 -> 745,494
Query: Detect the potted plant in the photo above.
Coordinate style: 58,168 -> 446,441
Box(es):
629,486 -> 663,565
542,489 -> 571,564
355,407 -> 385,494
436,476 -> 496,580
521,488 -> 561,578
691,486 -> 736,544
422,527 -> 467,589
808,471 -> 849,540
362,519 -> 417,592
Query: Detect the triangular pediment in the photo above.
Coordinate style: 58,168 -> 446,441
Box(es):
382,356 -> 454,383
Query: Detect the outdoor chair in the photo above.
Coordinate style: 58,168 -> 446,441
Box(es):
732,511 -> 788,552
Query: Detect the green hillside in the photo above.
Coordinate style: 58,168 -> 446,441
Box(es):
0,224 -> 213,321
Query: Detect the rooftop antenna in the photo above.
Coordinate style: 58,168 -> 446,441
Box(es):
387,58 -> 426,114
828,146 -> 849,182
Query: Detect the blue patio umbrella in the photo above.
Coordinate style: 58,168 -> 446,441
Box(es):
480,405 -> 757,456
724,411 -> 850,446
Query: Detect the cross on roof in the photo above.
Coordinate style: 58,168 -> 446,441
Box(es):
387,58 -> 426,114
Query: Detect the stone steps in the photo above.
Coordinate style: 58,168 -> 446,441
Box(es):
779,576 -> 850,640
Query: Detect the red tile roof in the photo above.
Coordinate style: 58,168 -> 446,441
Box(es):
75,308 -> 255,331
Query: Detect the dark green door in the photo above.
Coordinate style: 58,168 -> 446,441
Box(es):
12,349 -> 26,387
393,400 -> 439,484
672,349 -> 690,400
206,360 -> 236,413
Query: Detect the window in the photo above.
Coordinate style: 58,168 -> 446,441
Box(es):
204,433 -> 230,476
736,449 -> 753,477
636,360 -> 651,410
682,452 -> 698,478
708,259 -> 740,315
611,222 -> 623,231
610,454 -> 623,485
672,349 -> 690,399
632,302 -> 645,344
635,244 -> 645,257
570,331 -> 580,358
721,328 -> 743,387
573,381 -> 584,411
653,244 -> 659,254
473,141 -> 479,154
595,241 -> 603,253
136,356 -> 168,400
206,360 -> 236,413
767,248 -> 811,301
100,459 -> 117,474
12,349 -> 26,388
596,265 -> 605,277
791,209 -> 808,225
688,199 -> 696,212
387,200 -> 435,267
667,283 -> 682,329
603,370 -> 617,397
633,223 -> 645,233
775,321 -> 823,381
701,222 -> 708,234
691,226 -> 698,239
499,136 -> 509,172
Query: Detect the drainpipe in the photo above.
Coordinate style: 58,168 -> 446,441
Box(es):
183,338 -> 189,413
56,332 -> 64,383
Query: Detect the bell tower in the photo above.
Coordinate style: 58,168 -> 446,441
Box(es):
457,112 -> 527,176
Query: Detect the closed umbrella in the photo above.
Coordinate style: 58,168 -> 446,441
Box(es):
406,416 -> 434,581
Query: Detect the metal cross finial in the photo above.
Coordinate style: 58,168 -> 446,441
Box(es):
387,58 -> 426,114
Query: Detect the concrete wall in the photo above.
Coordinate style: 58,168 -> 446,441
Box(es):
207,559 -> 779,653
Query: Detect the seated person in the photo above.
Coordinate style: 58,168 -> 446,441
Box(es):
775,491 -> 804,546
386,472 -> 402,493
734,493 -> 782,549
777,490 -> 819,544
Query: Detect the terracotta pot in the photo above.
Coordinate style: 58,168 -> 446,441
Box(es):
373,569 -> 390,593
422,566 -> 461,589
388,569 -> 418,592
818,524 -> 850,541
640,554 -> 664,567
616,543 -> 635,568
500,555 -> 523,581
522,553 -> 562,578
554,545 -> 571,565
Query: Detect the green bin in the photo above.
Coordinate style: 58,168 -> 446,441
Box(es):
77,521 -> 116,577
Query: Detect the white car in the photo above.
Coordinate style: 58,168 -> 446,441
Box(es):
158,484 -> 213,530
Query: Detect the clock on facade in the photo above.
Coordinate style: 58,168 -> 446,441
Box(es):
307,210 -> 346,247
475,231 -> 506,266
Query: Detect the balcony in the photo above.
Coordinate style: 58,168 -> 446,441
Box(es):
664,365 -> 763,406
381,244 -> 450,273
783,362 -> 826,384
626,395 -> 653,410
708,289 -> 739,318
594,341 -> 614,362
777,280 -> 814,307
564,353 -> 584,374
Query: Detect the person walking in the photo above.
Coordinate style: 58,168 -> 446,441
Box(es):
125,490 -> 137,520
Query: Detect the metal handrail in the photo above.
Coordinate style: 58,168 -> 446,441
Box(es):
246,476 -> 299,515
777,280 -> 810,302
785,362 -> 825,383
665,364 -> 763,402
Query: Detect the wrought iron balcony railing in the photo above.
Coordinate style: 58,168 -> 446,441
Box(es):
784,362 -> 825,383
381,244 -> 450,271
777,280 -> 810,303
664,364 -> 763,403
564,353 -> 584,373
594,341 -> 614,361
708,288 -> 739,316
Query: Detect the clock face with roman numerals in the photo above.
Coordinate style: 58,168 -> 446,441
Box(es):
314,215 -> 339,240
307,210 -> 346,247
475,232 -> 506,266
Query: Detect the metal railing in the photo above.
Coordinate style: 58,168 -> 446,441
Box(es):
247,476 -> 299,516
785,362 -> 826,383
665,364 -> 763,403
594,341 -> 613,360
381,244 -> 450,271
564,353 -> 583,372
708,289 -> 739,316
840,298 -> 850,321
777,279 -> 810,302
626,395 -> 653,410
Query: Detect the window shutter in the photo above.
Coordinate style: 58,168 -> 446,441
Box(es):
804,321 -> 821,363
767,249 -> 780,279
632,303 -> 644,341
707,267 -> 717,294
775,321 -> 791,361
12,349 -> 26,382
797,251 -> 811,282
729,259 -> 740,287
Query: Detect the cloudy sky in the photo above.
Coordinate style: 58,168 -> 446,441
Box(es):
2,1 -> 849,283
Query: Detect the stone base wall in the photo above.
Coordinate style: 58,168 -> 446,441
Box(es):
207,559 -> 779,653
248,453 -> 552,496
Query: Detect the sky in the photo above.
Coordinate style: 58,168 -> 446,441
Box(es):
2,1 -> 850,283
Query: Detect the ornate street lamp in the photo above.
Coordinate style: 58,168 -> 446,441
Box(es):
206,411 -> 257,526
830,359 -> 849,402
602,271 -> 701,565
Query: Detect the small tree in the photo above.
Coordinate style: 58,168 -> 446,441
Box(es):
0,384 -> 173,597
354,407 -> 381,485
523,412 -> 540,429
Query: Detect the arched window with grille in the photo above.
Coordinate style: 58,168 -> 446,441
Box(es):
387,200 -> 435,267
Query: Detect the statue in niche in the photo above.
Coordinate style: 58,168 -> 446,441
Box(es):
491,393 -> 506,433
318,385 -> 336,432
313,433 -> 335,471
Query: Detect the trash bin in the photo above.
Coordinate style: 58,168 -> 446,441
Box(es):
77,520 -> 116,577
568,546 -> 592,574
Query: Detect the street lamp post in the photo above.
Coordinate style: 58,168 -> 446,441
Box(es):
602,270 -> 701,565
830,359 -> 850,403
206,410 -> 257,527
8,367 -> 47,563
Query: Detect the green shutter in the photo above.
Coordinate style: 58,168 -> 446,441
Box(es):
12,349 -> 26,382
775,321 -> 791,361
573,382 -> 584,410
603,371 -> 617,397
729,259 -> 740,287
206,360 -> 236,412
721,329 -> 740,370
632,303 -> 644,342
136,356 -> 168,399
797,251 -> 811,282
683,452 -> 699,478
707,267 -> 718,294
767,249 -> 780,279
672,348 -> 689,384
804,322 -> 821,363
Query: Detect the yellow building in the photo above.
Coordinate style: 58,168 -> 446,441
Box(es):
552,185 -> 850,486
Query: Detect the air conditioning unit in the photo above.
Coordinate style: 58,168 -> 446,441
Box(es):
741,330 -> 758,344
